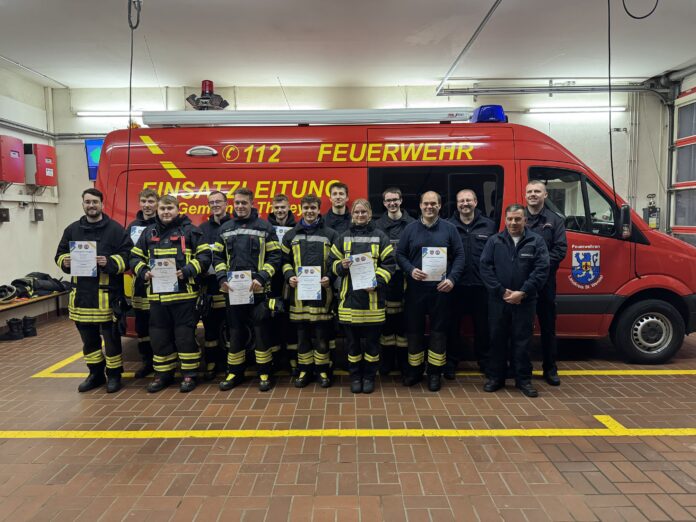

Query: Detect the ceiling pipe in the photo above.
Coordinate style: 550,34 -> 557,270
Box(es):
435,0 -> 503,96
0,117 -> 104,141
667,62 -> 696,82
438,84 -> 670,101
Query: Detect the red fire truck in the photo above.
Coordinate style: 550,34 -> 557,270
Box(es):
96,105 -> 696,364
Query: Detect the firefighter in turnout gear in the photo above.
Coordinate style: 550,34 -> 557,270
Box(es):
267,194 -> 299,375
126,188 -> 159,378
396,191 -> 465,392
329,199 -> 396,394
374,187 -> 414,375
198,190 -> 232,380
213,187 -> 282,392
281,195 -> 338,388
130,194 -> 211,393
55,188 -> 132,393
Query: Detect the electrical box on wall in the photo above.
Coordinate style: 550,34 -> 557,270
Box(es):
0,208 -> 9,223
31,208 -> 44,222
24,144 -> 57,186
0,136 -> 25,184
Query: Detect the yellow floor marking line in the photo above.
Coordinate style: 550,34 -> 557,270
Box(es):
33,352 -> 696,379
0,415 -> 694,440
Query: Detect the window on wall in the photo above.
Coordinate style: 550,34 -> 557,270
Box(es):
672,94 -> 696,243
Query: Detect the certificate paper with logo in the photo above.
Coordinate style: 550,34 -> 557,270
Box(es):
349,253 -> 377,290
150,258 -> 179,293
228,270 -> 254,305
422,247 -> 447,282
297,266 -> 321,301
69,241 -> 97,277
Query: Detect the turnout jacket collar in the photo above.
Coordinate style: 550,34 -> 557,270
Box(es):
207,212 -> 231,227
153,214 -> 193,235
448,208 -> 485,230
128,210 -> 156,228
78,213 -> 112,230
268,210 -> 297,227
233,207 -> 261,225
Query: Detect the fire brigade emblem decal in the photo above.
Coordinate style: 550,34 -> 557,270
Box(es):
569,249 -> 603,289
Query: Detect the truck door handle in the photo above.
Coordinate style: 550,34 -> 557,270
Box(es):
186,146 -> 218,156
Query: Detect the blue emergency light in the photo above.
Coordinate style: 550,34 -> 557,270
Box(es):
470,105 -> 507,123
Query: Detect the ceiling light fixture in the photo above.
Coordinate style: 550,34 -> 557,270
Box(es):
76,111 -> 143,117
527,107 -> 626,114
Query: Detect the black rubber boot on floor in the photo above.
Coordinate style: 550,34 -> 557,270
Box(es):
0,318 -> 24,342
78,371 -> 106,393
22,316 -> 37,337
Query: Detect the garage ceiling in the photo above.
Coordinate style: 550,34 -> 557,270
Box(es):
1,0 -> 695,89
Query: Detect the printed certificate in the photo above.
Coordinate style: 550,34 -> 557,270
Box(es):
150,258 -> 179,293
349,253 -> 377,290
422,247 -> 447,282
228,270 -> 254,306
297,266 -> 322,301
69,241 -> 97,277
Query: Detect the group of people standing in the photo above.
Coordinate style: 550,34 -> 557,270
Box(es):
55,179 -> 566,398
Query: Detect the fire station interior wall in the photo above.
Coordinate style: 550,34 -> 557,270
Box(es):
0,70 -> 67,322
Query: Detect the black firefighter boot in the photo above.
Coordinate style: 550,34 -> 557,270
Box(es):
78,363 -> 106,392
0,318 -> 24,341
22,316 -> 37,337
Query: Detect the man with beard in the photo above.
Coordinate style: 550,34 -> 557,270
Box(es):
445,189 -> 497,379
130,194 -> 211,393
55,188 -> 132,393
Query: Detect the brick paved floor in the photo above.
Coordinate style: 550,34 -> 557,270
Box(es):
0,317 -> 695,521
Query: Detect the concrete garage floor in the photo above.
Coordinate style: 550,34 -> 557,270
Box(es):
0,317 -> 695,521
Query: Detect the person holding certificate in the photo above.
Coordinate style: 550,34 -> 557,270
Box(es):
126,188 -> 159,379
281,195 -> 338,388
329,199 -> 395,394
213,187 -> 281,393
130,194 -> 211,393
396,191 -> 465,392
55,188 -> 132,393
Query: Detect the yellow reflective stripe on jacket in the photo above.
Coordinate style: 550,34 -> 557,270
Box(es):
56,253 -> 69,269
154,247 -> 178,256
266,240 -> 280,252
110,254 -> 126,274
380,244 -> 394,261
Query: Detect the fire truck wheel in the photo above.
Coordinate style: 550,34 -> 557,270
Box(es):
614,299 -> 684,364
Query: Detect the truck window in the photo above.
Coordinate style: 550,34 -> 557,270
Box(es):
529,167 -> 618,238
368,166 -> 504,225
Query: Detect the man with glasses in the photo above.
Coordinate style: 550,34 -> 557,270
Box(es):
198,190 -> 232,380
375,187 -> 414,375
396,191 -> 465,391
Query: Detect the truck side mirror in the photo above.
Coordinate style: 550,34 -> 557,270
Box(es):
619,204 -> 632,239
